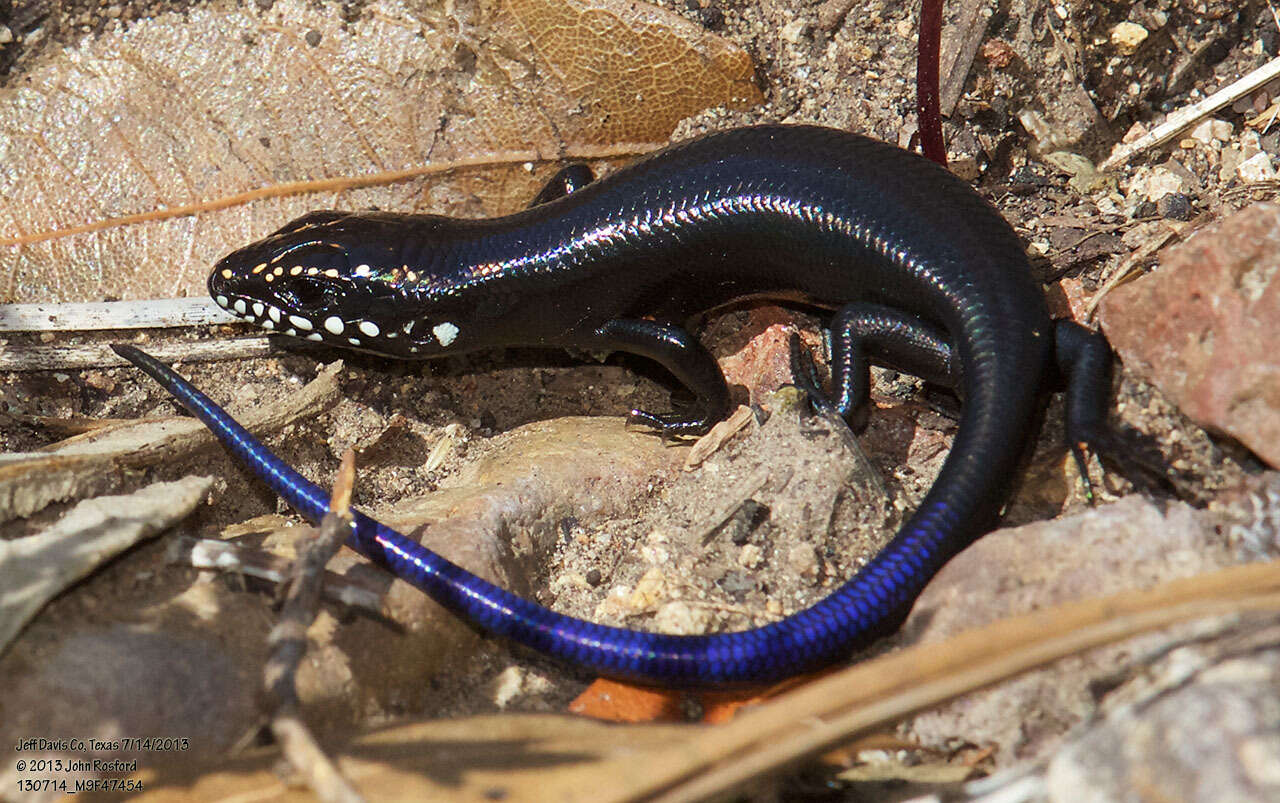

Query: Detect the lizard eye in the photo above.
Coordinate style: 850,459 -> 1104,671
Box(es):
280,277 -> 336,312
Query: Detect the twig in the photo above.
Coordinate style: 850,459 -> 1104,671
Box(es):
0,337 -> 279,371
171,537 -> 383,615
1100,56 -> 1280,170
1084,223 -> 1183,320
938,0 -> 996,117
0,143 -> 659,249
263,451 -> 363,803
0,298 -> 233,332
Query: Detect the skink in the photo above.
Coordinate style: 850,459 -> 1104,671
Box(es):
117,124 -> 1114,686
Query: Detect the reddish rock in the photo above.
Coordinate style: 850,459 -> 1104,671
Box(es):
716,307 -> 810,404
1100,203 -> 1280,468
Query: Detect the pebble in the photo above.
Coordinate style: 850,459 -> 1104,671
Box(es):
628,567 -> 668,609
1157,192 -> 1192,221
738,543 -> 764,569
0,26 -> 13,45
1237,151 -> 1276,182
1190,118 -> 1233,145
653,602 -> 711,635
1128,165 -> 1187,202
1110,22 -> 1149,55
781,19 -> 810,44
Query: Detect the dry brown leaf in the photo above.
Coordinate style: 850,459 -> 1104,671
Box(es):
0,0 -> 759,303
127,713 -> 697,803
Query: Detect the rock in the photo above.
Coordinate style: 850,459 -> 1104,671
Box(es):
1156,192 -> 1193,220
1126,164 -> 1188,202
1189,118 -> 1232,145
1220,147 -> 1245,182
1100,203 -> 1280,468
1110,22 -> 1149,55
902,496 -> 1236,763
1238,151 -> 1276,182
1044,627 -> 1280,802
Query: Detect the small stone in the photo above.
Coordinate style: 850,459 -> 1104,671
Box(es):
1219,148 -> 1245,183
1237,152 -> 1276,183
585,568 -> 602,586
1188,120 -> 1214,145
738,543 -> 764,569
781,19 -> 810,44
1157,193 -> 1192,221
1241,131 -> 1263,159
629,567 -> 668,609
0,26 -> 12,45
488,666 -> 525,709
1129,165 -> 1188,202
787,543 -> 820,580
304,30 -> 322,47
653,602 -> 711,635
1110,22 -> 1149,55
1121,120 -> 1148,143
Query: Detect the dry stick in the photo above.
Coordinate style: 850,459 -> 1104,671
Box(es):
614,559 -> 1280,802
0,143 -> 659,249
264,450 -> 363,803
0,337 -> 278,372
1084,223 -> 1181,320
937,0 -> 994,117
1100,56 -> 1280,171
172,537 -> 384,615
0,298 -> 234,332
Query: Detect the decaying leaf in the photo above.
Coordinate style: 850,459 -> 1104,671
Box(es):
0,476 -> 213,655
0,358 -> 342,521
0,0 -> 760,303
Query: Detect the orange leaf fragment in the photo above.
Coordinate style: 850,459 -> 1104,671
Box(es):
569,678 -> 685,723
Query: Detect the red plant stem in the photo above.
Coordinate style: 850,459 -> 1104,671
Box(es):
916,0 -> 947,166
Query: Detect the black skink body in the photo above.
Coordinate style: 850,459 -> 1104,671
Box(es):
122,124 -> 1110,686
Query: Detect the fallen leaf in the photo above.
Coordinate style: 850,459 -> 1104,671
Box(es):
0,0 -> 760,303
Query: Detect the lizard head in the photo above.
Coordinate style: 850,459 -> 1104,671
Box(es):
209,211 -> 475,358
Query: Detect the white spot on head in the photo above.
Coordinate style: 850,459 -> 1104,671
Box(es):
305,333 -> 323,341
290,266 -> 302,276
262,319 -> 274,330
358,321 -> 380,338
324,316 -> 345,335
220,269 -> 233,279
324,269 -> 340,278
307,267 -> 319,276
433,321 -> 459,347
215,295 -> 229,308
353,264 -> 372,277
284,328 -> 296,336
233,299 -> 247,315
288,315 -> 313,331
252,302 -> 264,317
268,306 -> 281,323
348,337 -> 361,346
